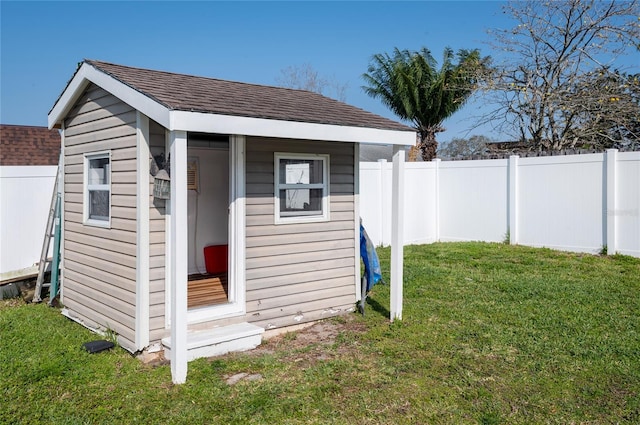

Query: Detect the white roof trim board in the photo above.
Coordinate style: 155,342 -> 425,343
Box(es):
48,62 -> 415,146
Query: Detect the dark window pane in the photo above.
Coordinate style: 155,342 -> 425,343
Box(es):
89,190 -> 109,220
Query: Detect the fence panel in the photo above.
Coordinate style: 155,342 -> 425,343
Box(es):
517,154 -> 605,254
439,159 -> 508,243
0,166 -> 57,276
615,152 -> 640,257
403,162 -> 437,245
359,161 -> 387,246
360,150 -> 639,258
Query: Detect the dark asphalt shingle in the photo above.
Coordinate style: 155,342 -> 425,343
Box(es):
0,124 -> 61,166
84,60 -> 412,132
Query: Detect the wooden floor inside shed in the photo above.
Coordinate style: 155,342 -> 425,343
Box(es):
188,273 -> 228,309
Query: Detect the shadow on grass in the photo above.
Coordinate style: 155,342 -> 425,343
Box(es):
365,296 -> 390,319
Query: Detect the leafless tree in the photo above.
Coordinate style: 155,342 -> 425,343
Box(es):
482,0 -> 639,151
276,63 -> 348,102
438,135 -> 492,159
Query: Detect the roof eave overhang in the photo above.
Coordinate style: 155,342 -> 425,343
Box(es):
170,110 -> 415,145
48,63 -> 415,146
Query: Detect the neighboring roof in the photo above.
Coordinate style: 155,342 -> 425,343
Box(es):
49,60 -> 415,145
359,144 -> 421,162
0,124 -> 60,166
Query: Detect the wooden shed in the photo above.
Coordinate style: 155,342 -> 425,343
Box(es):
48,60 -> 414,382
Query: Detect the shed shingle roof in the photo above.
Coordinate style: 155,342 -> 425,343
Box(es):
83,60 -> 412,132
0,124 -> 60,166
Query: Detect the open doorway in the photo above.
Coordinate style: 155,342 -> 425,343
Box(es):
186,134 -> 229,309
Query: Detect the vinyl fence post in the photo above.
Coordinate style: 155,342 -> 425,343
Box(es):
606,149 -> 618,255
390,146 -> 405,321
508,155 -> 519,245
377,159 -> 387,247
434,158 -> 441,242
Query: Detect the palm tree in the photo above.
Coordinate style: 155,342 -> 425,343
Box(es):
363,47 -> 490,161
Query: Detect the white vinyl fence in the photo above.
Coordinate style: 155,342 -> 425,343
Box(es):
360,150 -> 640,258
0,166 -> 57,277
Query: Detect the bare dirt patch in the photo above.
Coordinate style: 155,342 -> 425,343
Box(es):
248,314 -> 367,360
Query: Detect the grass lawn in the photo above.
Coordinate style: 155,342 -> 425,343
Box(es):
1,242 -> 638,424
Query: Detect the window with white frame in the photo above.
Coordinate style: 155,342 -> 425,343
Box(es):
275,153 -> 329,224
84,152 -> 111,226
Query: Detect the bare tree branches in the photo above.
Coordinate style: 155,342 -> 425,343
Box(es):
276,63 -> 348,102
485,0 -> 640,150
438,135 -> 492,159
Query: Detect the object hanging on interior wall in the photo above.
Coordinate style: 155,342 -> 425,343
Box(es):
153,169 -> 171,199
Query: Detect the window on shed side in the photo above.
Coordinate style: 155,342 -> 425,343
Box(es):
275,153 -> 329,224
84,152 -> 111,226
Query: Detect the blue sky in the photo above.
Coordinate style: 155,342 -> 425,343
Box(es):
3,1 -> 515,143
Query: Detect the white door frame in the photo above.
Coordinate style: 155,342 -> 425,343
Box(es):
166,134 -> 246,325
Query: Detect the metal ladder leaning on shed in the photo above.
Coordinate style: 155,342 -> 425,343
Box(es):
33,160 -> 62,305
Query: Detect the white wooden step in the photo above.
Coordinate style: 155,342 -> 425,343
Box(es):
162,322 -> 263,362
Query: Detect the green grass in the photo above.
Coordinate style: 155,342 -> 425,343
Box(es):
1,242 -> 638,424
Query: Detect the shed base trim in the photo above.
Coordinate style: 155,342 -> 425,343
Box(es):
162,322 -> 264,362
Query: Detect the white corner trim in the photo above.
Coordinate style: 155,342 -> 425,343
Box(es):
170,130 -> 188,384
354,143 -> 361,302
164,129 -> 172,329
170,110 -> 415,145
49,62 -> 171,130
135,112 -> 150,350
59,127 -> 66,304
230,134 -> 247,312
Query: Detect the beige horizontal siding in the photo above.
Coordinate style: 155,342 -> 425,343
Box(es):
246,266 -> 354,292
246,220 -> 354,237
62,292 -> 135,343
65,240 -> 136,269
65,260 -> 136,293
244,137 -> 357,330
246,238 -> 354,258
65,220 -> 136,244
247,275 -> 354,302
246,257 -> 354,281
64,135 -> 137,156
246,247 -> 354,270
62,83 -> 138,352
64,269 -> 135,313
246,210 -> 354,227
65,249 -> 135,282
63,298 -> 135,345
249,296 -> 356,330
67,86 -> 120,117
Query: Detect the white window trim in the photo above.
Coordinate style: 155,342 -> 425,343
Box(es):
274,153 -> 330,224
83,151 -> 112,228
